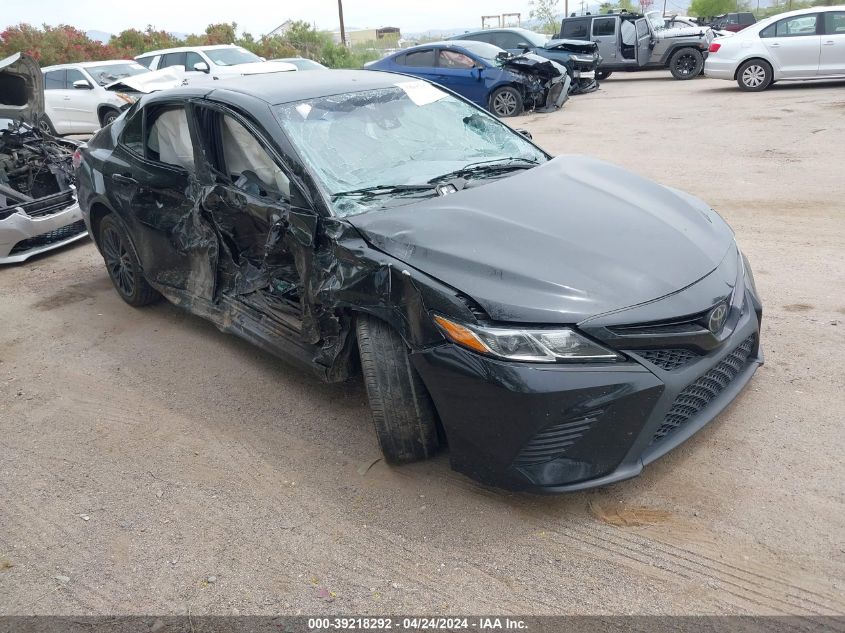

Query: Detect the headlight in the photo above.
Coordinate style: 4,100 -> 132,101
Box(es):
433,315 -> 622,363
114,92 -> 138,105
741,251 -> 758,296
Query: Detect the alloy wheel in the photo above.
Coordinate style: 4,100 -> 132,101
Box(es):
674,53 -> 698,77
493,91 -> 518,116
101,225 -> 135,297
742,65 -> 766,88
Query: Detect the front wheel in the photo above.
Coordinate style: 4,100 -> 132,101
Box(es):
669,48 -> 704,80
38,114 -> 57,135
736,59 -> 773,91
489,86 -> 524,117
595,70 -> 613,81
356,314 -> 439,464
100,108 -> 120,127
99,215 -> 160,307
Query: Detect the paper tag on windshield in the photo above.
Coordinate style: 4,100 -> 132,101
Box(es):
395,80 -> 447,106
295,103 -> 312,119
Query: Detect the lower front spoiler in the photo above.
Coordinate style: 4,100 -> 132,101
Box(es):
0,201 -> 86,264
413,321 -> 762,493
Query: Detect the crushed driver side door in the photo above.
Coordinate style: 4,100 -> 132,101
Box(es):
190,102 -> 317,336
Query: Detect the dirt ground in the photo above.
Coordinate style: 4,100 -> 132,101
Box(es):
1,72 -> 843,617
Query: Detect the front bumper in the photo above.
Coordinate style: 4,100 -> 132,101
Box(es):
0,194 -> 86,264
704,56 -> 737,80
413,288 -> 762,493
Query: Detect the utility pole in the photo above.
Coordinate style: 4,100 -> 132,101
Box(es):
338,0 -> 347,47
565,0 -> 569,18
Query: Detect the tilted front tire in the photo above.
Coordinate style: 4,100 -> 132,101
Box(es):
98,214 -> 161,307
595,70 -> 612,81
356,314 -> 439,464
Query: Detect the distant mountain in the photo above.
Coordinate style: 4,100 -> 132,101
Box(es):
86,30 -> 111,43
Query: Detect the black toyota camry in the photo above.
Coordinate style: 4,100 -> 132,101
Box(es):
75,70 -> 763,492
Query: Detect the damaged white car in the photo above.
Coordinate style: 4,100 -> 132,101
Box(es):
0,53 -> 83,264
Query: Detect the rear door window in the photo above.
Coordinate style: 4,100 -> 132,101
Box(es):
120,108 -> 144,156
145,106 -> 195,172
593,18 -> 617,36
44,70 -> 65,90
824,11 -> 845,34
401,49 -> 436,67
561,19 -> 590,39
160,52 -> 187,70
774,14 -> 818,36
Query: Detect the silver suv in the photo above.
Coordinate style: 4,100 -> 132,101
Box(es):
558,10 -> 715,80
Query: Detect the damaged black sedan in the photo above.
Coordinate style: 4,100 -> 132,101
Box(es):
76,71 -> 763,492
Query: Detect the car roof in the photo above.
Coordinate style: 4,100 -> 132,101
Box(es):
136,44 -> 244,58
183,69 -> 418,106
42,59 -> 139,71
457,26 -> 535,35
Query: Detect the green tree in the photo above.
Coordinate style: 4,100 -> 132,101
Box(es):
204,22 -> 237,45
529,0 -> 561,34
689,0 -> 745,17
598,0 -> 634,13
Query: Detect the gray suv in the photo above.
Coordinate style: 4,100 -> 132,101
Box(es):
558,10 -> 714,80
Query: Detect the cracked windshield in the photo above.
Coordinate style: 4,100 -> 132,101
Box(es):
274,83 -> 547,216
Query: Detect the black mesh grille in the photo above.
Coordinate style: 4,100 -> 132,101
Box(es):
10,220 -> 86,254
514,410 -> 602,466
651,335 -> 756,445
637,348 -> 700,371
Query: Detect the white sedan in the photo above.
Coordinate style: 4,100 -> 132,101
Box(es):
704,5 -> 845,90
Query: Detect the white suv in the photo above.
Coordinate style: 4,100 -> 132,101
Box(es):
135,45 -> 295,78
41,60 -> 148,134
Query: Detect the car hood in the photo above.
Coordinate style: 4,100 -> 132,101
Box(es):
348,155 -> 735,324
0,53 -> 44,124
105,66 -> 187,93
214,61 -> 296,75
655,26 -> 711,39
544,38 -> 598,54
500,53 -> 566,80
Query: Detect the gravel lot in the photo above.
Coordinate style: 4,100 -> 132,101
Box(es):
1,72 -> 843,616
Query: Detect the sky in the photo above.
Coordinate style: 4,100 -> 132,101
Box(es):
1,0 -> 561,36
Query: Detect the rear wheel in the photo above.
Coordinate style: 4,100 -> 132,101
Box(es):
595,70 -> 613,81
489,86 -> 523,117
356,314 -> 439,464
669,47 -> 704,80
736,59 -> 773,91
99,214 -> 160,307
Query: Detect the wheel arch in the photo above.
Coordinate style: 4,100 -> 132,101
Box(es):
660,43 -> 703,66
88,202 -> 144,271
733,56 -> 774,80
97,104 -> 121,126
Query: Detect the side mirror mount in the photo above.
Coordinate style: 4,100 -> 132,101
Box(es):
518,43 -> 532,52
474,66 -> 484,80
193,61 -> 210,73
516,129 -> 533,140
72,79 -> 93,90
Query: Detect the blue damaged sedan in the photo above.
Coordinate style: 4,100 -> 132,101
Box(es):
367,40 -> 571,117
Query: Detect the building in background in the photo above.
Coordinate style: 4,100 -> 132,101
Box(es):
331,27 -> 401,46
